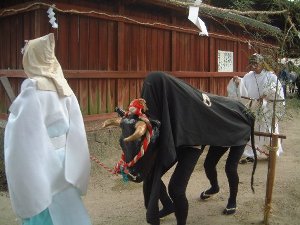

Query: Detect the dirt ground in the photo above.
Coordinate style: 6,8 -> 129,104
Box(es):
1,102 -> 300,225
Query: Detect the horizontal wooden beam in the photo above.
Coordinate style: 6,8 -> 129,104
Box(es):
83,112 -> 117,122
172,71 -> 245,78
254,131 -> 286,139
0,112 -> 118,124
0,70 -> 26,78
0,69 -> 245,79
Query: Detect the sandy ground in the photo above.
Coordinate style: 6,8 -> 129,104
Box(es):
1,107 -> 300,225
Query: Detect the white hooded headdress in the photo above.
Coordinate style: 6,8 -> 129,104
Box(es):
22,33 -> 73,96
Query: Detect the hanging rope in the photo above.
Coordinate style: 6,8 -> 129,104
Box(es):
90,99 -> 155,182
89,155 -> 115,174
0,2 -> 281,48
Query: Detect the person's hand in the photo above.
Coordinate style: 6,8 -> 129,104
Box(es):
258,94 -> 267,104
233,76 -> 240,87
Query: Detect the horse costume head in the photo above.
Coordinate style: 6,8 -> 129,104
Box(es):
113,98 -> 160,182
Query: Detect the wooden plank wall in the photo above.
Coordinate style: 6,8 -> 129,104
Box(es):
0,0 -> 265,118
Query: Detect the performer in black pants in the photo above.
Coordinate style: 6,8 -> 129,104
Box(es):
200,145 -> 246,215
143,146 -> 203,225
168,147 -> 203,225
139,72 -> 255,225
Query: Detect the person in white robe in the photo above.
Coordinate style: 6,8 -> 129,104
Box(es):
227,53 -> 285,162
4,33 -> 92,225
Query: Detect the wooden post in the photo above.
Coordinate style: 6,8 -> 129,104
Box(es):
264,134 -> 279,224
0,76 -> 16,103
253,109 -> 286,224
264,75 -> 282,224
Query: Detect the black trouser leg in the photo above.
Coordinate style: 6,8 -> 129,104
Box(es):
168,147 -> 202,225
158,180 -> 175,218
204,146 -> 228,193
143,163 -> 163,225
159,180 -> 173,207
225,145 -> 245,208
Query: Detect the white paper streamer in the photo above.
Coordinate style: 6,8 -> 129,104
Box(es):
47,6 -> 58,29
188,0 -> 208,36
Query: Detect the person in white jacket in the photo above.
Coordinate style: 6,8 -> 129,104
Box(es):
227,53 -> 285,163
4,33 -> 92,225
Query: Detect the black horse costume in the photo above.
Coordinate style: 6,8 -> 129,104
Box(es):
104,72 -> 256,225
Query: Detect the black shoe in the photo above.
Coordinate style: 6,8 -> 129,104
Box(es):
223,207 -> 236,215
246,157 -> 254,162
147,217 -> 160,225
239,157 -> 254,164
159,205 -> 174,218
200,190 -> 217,200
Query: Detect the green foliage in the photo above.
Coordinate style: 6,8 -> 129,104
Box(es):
206,0 -> 300,57
205,0 -> 235,8
232,0 -> 255,11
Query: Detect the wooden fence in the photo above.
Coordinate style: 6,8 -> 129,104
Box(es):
0,0 -> 273,119
0,70 -> 245,119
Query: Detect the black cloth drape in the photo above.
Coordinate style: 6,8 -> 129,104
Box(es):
140,72 -> 255,224
141,71 -> 255,169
